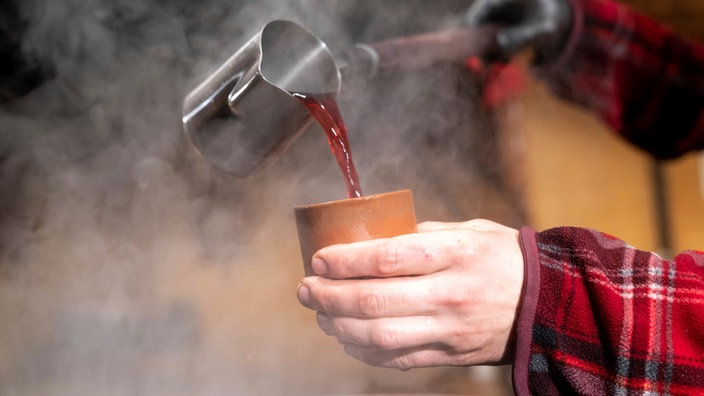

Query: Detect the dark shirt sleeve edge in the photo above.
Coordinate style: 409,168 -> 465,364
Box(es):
512,226 -> 542,395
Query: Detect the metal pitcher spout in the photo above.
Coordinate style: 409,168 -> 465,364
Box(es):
182,20 -> 341,177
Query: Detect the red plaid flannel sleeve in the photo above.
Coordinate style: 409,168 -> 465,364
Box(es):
537,0 -> 704,159
509,1 -> 704,394
515,227 -> 704,395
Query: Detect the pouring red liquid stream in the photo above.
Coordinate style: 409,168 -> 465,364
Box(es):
292,92 -> 363,198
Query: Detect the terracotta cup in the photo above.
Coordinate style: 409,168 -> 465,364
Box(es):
294,189 -> 417,276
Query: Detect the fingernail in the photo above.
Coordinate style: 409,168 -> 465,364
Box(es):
297,283 -> 311,305
311,257 -> 328,276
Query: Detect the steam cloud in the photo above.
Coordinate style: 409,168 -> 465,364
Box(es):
0,0 -> 520,394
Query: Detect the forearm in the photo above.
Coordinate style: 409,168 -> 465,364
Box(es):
537,0 -> 704,158
514,226 -> 704,395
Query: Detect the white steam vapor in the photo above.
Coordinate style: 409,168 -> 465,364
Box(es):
0,0 -> 519,394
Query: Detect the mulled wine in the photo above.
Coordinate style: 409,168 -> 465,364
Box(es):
292,92 -> 363,198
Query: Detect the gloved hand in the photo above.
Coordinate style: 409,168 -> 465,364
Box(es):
464,0 -> 572,63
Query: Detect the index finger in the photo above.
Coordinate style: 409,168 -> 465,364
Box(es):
311,231 -> 461,279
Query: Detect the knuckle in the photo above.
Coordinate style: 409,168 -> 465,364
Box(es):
465,218 -> 493,229
357,288 -> 386,317
368,322 -> 397,350
330,318 -> 349,340
444,287 -> 471,308
416,243 -> 438,263
373,243 -> 400,275
316,287 -> 335,313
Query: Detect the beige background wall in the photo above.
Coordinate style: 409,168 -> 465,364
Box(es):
517,76 -> 704,255
515,0 -> 704,255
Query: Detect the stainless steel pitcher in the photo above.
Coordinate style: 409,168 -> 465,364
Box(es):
182,20 -> 341,176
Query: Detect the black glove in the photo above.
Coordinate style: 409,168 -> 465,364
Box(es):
464,0 -> 572,63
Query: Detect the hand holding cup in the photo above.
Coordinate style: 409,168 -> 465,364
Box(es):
297,219 -> 524,370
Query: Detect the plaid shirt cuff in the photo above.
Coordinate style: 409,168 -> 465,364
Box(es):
513,226 -> 541,395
